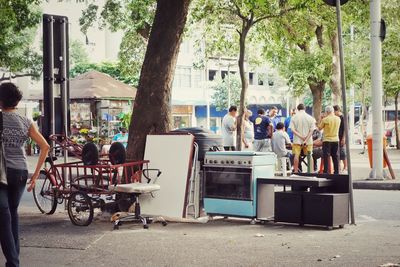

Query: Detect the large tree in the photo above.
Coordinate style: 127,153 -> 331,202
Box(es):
0,0 -> 42,81
126,0 -> 191,160
191,0 -> 301,150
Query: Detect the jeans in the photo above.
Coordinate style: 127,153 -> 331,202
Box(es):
322,141 -> 339,174
0,168 -> 28,267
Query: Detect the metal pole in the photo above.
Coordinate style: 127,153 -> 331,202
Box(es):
60,17 -> 69,164
369,0 -> 384,179
336,0 -> 355,224
349,25 -> 355,146
227,64 -> 231,109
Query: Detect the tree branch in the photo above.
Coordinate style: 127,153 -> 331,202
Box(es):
232,1 -> 246,20
0,73 -> 38,82
315,25 -> 324,48
252,6 -> 299,25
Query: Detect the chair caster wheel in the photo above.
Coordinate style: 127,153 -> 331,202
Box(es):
162,221 -> 168,226
143,225 -> 149,229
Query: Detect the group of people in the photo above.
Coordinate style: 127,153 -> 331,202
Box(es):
221,103 -> 347,175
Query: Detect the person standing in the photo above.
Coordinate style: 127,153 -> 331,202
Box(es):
242,109 -> 254,151
221,106 -> 237,151
289,104 -> 315,173
333,105 -> 347,172
269,106 -> 281,130
284,108 -> 296,142
0,83 -> 50,267
250,108 -> 273,152
319,105 -> 341,174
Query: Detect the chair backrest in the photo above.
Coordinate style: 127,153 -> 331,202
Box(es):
142,169 -> 162,184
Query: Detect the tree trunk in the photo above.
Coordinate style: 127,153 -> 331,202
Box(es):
395,91 -> 400,149
330,32 -> 341,105
126,0 -> 190,161
236,20 -> 251,151
309,81 -> 325,121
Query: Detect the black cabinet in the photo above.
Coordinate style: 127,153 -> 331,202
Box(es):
275,192 -> 302,223
303,193 -> 349,227
274,191 -> 349,228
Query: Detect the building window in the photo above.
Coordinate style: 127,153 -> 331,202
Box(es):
258,73 -> 265,86
173,66 -> 191,88
249,72 -> 254,85
221,70 -> 228,80
193,69 -> 202,88
208,70 -> 217,81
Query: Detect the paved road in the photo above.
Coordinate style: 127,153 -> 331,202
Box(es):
9,189 -> 400,267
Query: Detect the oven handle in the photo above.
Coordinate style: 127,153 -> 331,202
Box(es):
203,164 -> 253,169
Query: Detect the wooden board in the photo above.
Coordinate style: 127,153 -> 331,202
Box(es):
140,134 -> 194,218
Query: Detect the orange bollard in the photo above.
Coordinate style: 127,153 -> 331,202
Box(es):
319,158 -> 333,174
366,135 -> 387,168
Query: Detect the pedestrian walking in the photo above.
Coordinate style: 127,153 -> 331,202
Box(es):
333,105 -> 347,172
318,105 -> 341,174
250,108 -> 273,152
0,82 -> 50,267
242,109 -> 254,151
289,104 -> 315,173
221,106 -> 237,151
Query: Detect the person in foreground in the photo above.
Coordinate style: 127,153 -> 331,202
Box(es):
0,83 -> 49,267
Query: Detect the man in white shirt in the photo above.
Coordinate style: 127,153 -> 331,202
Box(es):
221,106 -> 237,151
289,104 -> 316,173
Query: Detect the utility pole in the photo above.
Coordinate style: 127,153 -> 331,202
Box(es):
369,0 -> 385,179
349,25 -> 355,146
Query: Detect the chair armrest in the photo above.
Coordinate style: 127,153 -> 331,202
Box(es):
142,169 -> 162,184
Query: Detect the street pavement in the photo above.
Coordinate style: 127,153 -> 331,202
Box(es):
0,149 -> 399,267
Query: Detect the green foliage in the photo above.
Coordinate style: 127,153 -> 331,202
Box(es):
78,0 -> 156,88
210,75 -> 242,111
70,40 -> 90,67
0,0 -> 42,79
382,0 -> 400,99
119,111 -> 132,129
70,62 -> 139,86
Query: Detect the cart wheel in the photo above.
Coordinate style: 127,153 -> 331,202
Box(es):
109,142 -> 126,165
68,192 -> 94,226
143,224 -> 149,229
32,171 -> 57,215
82,142 -> 99,165
339,225 -> 344,229
162,221 -> 168,226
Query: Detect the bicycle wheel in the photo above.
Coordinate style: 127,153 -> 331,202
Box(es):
67,191 -> 94,226
32,171 -> 57,214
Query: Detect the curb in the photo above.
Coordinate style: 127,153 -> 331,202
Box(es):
353,180 -> 400,190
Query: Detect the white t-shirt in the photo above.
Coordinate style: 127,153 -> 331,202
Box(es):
289,110 -> 315,145
221,114 -> 236,146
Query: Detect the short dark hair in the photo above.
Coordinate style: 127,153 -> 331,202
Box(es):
120,127 -> 127,133
0,83 -> 23,109
271,106 -> 278,110
228,106 -> 237,112
257,108 -> 265,115
333,105 -> 341,112
297,104 -> 305,111
276,122 -> 284,130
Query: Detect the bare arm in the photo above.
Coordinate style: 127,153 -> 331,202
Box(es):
27,124 -> 50,192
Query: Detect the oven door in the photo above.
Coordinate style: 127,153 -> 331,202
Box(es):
203,166 -> 252,201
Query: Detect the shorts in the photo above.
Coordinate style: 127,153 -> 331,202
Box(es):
339,146 -> 346,160
292,144 -> 313,156
253,139 -> 271,152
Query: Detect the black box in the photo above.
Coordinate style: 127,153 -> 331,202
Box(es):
274,191 -> 302,224
302,193 -> 349,227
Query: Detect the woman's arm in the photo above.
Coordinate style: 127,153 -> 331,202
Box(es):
27,124 -> 50,192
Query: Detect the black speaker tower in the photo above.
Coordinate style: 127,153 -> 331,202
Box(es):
42,14 -> 70,142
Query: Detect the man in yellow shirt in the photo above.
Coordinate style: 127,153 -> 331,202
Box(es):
318,106 -> 341,174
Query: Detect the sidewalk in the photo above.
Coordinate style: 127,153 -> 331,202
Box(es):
26,147 -> 400,190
